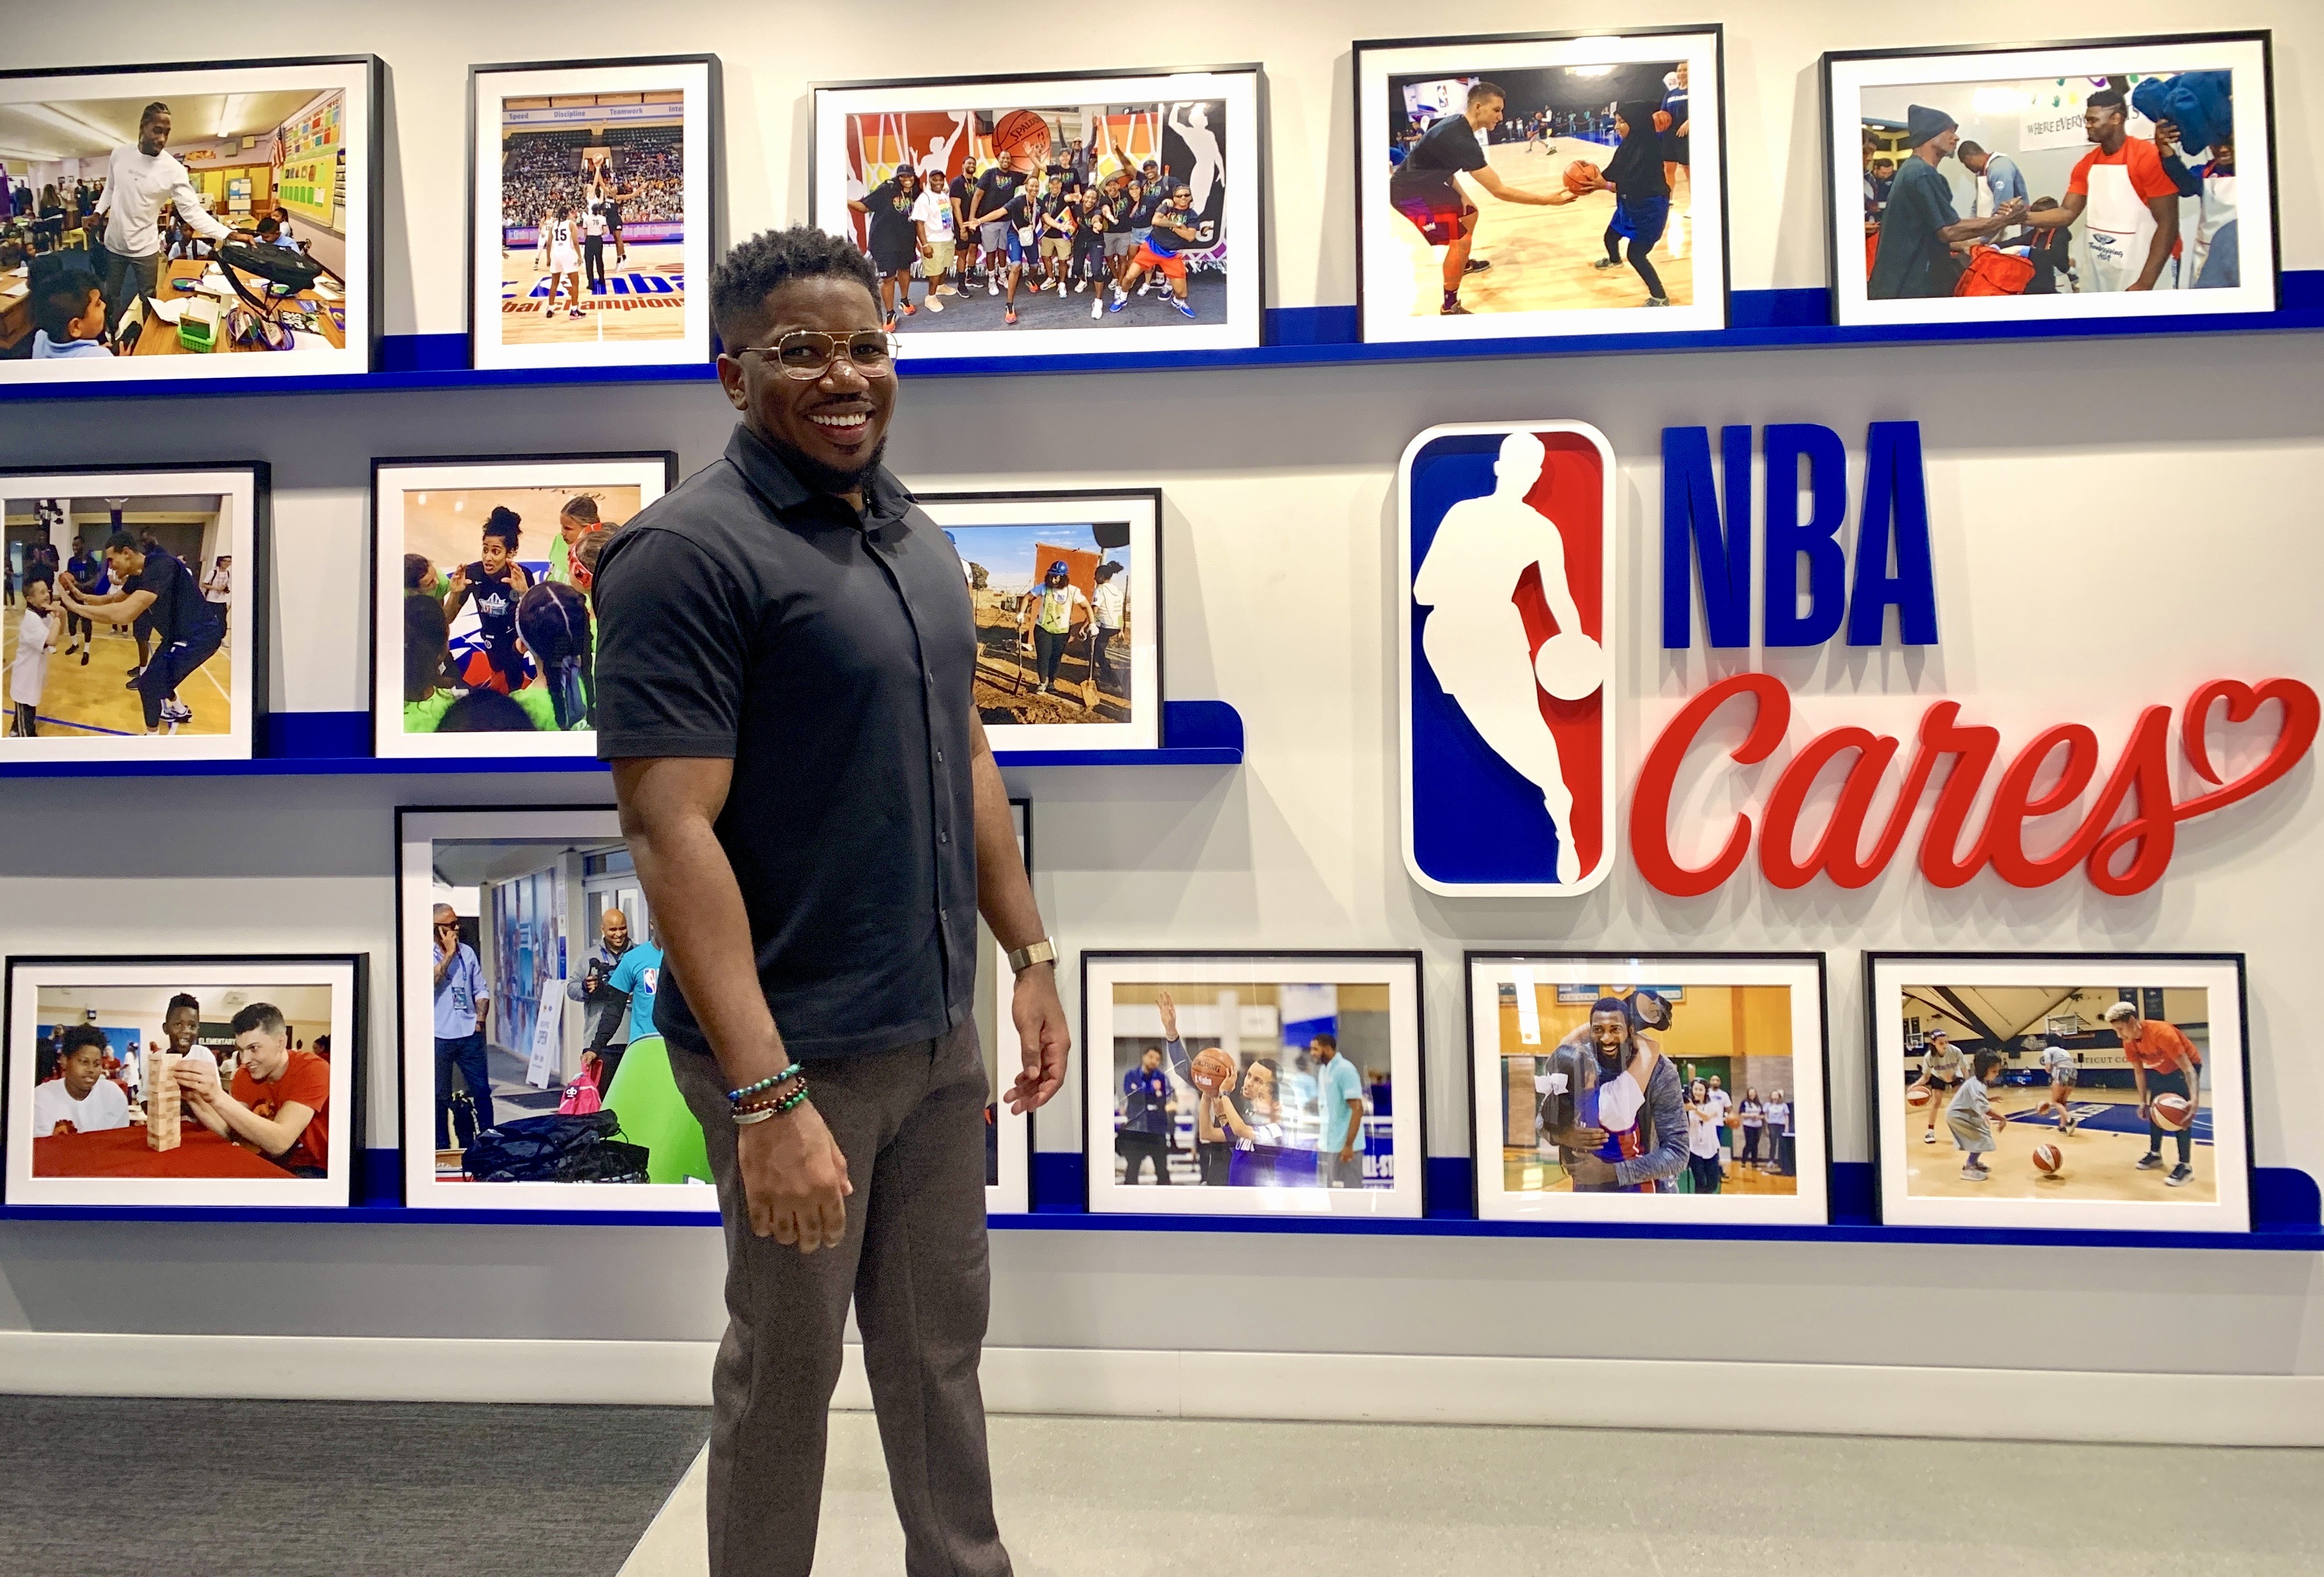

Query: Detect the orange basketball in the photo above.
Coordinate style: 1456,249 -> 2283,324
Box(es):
1905,1085 -> 1934,1108
1562,160 -> 1600,195
2150,1093 -> 2195,1132
992,109 -> 1050,157
1653,109 -> 1674,132
2032,1143 -> 2063,1175
1189,1047 -> 1236,1094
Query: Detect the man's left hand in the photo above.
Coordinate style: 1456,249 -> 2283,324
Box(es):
1006,963 -> 1070,1114
1568,1152 -> 1618,1186
1338,1144 -> 1357,1165
174,1056 -> 223,1106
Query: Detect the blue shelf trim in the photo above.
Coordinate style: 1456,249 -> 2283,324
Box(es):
8,1155 -> 2317,1251
8,278 -> 2318,404
0,699 -> 1241,779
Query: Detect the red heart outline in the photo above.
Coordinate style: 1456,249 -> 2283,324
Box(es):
2178,678 -> 2321,820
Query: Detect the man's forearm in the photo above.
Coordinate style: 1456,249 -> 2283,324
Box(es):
1616,1079 -> 1690,1187
2137,207 -> 2178,288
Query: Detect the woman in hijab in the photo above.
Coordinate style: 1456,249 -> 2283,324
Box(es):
1589,101 -> 1674,306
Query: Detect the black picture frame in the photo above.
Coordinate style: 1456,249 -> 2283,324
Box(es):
1862,950 -> 2255,1234
3,952 -> 367,1210
1819,31 -> 2277,329
0,54 -> 384,380
1350,26 -> 1730,344
462,54 -> 723,370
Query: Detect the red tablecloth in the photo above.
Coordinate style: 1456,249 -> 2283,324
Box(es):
33,1126 -> 295,1180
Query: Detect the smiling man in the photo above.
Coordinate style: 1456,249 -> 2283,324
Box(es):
591,227 -> 1070,1577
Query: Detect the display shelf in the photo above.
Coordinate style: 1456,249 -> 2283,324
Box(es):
8,278 -> 2320,405
0,699 -> 1243,780
9,1155 -> 2316,1251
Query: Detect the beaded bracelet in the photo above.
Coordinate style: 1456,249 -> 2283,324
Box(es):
728,1063 -> 803,1106
732,1077 -> 811,1124
733,1074 -> 808,1118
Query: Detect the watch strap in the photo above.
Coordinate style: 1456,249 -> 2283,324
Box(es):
1006,936 -> 1058,973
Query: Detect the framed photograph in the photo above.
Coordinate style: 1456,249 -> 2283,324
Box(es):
1468,953 -> 1830,1225
466,56 -> 719,371
1866,953 -> 2252,1234
974,797 -> 1034,1214
1356,27 -> 1727,342
369,452 -> 675,758
1824,33 -> 2275,328
918,489 -> 1159,754
395,807 -> 716,1215
3,955 -> 361,1209
1,464 -> 263,763
810,67 -> 1262,360
1081,952 -> 1423,1219
0,56 -> 379,384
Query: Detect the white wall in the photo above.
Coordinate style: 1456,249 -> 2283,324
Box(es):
5,0 -> 2324,1402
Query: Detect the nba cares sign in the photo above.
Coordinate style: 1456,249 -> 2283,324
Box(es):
1399,422 -> 1616,896
1642,422 -> 2319,897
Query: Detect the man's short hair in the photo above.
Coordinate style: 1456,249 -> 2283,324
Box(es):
230,1002 -> 287,1039
140,101 -> 170,128
2088,89 -> 2127,113
167,993 -> 201,1018
1310,1031 -> 1337,1052
105,531 -> 140,556
709,227 -> 878,353
1958,140 -> 1986,159
60,1024 -> 111,1058
1467,81 -> 1506,108
33,273 -> 98,342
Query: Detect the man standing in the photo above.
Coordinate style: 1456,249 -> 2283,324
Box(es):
1386,81 -> 1572,317
93,102 -> 232,334
176,1003 -> 332,1173
1310,1031 -> 1364,1189
2018,89 -> 2181,293
1868,105 -> 2023,299
592,225 -> 1070,1577
50,532 -> 221,734
2104,1000 -> 2202,1187
1118,1045 -> 1172,1185
432,903 -> 494,1150
1540,998 -> 1686,1192
568,906 -> 635,1092
588,918 -> 664,1060
1958,141 -> 2028,243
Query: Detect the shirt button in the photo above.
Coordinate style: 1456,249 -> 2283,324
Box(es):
935,750 -> 944,764
939,830 -> 950,845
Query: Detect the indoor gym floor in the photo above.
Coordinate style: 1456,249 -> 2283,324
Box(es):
2,614 -> 231,737
1505,1145 -> 1799,1195
1899,1083 -> 2219,1204
1391,137 -> 1696,317
501,238 -> 688,346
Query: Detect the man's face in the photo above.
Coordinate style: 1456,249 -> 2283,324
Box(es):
1590,1010 -> 1628,1055
719,275 -> 894,489
1469,96 -> 1506,133
480,535 -> 512,574
1310,1039 -> 1334,1063
2112,1017 -> 2142,1045
105,547 -> 139,581
235,1026 -> 288,1082
62,1046 -> 105,1100
139,113 -> 171,156
1140,1048 -> 1162,1074
164,1005 -> 200,1053
1241,1062 -> 1275,1105
434,907 -> 459,953
602,912 -> 629,951
1709,1076 -> 1724,1093
2086,104 -> 2123,144
1930,127 -> 1961,160
1962,150 -> 1987,174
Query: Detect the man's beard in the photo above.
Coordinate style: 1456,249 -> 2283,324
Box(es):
779,433 -> 888,497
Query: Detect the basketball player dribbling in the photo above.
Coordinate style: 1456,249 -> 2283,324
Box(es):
443,507 -> 533,694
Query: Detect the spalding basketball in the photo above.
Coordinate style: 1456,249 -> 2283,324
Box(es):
2032,1143 -> 2063,1175
1533,632 -> 1606,702
1189,1047 -> 1236,1094
1905,1085 -> 1934,1108
991,109 -> 1050,157
1562,160 -> 1600,195
1653,110 -> 1674,133
2151,1093 -> 2195,1132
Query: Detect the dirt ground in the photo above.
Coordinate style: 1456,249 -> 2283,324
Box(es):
971,586 -> 1131,726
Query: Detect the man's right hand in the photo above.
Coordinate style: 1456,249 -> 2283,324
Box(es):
1550,1125 -> 1608,1152
1156,989 -> 1179,1042
738,1101 -> 853,1251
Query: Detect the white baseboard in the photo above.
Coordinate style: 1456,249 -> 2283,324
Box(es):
4,1330 -> 2319,1447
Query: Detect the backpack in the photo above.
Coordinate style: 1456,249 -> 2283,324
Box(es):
1954,245 -> 2035,298
463,1111 -> 649,1184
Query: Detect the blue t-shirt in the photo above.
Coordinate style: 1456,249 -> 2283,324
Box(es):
1122,1065 -> 1170,1134
1315,1052 -> 1363,1151
608,942 -> 663,1042
433,943 -> 484,1040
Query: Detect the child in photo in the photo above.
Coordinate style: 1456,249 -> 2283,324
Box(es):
10,575 -> 59,736
1945,1051 -> 2008,1182
2037,1041 -> 2079,1134
31,271 -> 110,359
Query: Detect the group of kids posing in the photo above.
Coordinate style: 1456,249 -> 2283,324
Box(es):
402,498 -> 604,734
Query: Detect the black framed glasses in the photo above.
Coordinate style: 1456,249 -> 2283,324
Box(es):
736,329 -> 897,380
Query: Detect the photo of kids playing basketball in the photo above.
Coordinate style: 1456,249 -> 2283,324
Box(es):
1869,955 -> 2252,1233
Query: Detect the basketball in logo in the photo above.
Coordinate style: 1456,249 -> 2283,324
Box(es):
992,109 -> 1049,158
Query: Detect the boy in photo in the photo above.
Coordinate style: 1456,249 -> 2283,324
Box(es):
2038,1041 -> 2079,1134
1945,1051 -> 2008,1183
31,1026 -> 132,1136
31,271 -> 110,359
10,574 -> 59,736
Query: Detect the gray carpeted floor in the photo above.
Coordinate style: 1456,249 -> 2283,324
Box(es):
0,1397 -> 709,1577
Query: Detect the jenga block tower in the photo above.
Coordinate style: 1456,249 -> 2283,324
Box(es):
146,1049 -> 182,1152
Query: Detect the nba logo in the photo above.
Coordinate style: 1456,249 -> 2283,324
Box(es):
1399,422 -> 1616,896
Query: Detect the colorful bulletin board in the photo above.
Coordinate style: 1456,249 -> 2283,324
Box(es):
275,89 -> 346,227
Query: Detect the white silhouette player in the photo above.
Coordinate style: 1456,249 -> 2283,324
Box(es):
1168,102 -> 1223,218
920,111 -> 972,179
1413,430 -> 1604,885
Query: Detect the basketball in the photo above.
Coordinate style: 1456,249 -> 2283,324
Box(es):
2151,1093 -> 2195,1131
1653,110 -> 1674,132
1533,632 -> 1606,702
1189,1047 -> 1236,1094
2032,1144 -> 2064,1175
1905,1085 -> 1933,1108
991,108 -> 1050,157
1562,160 -> 1600,195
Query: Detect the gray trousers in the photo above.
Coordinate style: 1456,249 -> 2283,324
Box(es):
672,1017 -> 1010,1577
100,246 -> 161,335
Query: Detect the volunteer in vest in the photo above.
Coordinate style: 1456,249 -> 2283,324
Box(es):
49,532 -> 222,734
1386,80 -> 1573,317
175,1002 -> 332,1174
1958,142 -> 2028,245
93,101 -> 233,335
1019,560 -> 1090,695
2104,1000 -> 2202,1187
1867,105 -> 2025,299
2016,88 -> 2180,293
591,225 -> 1069,1576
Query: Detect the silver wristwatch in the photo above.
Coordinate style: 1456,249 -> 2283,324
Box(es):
1006,937 -> 1059,974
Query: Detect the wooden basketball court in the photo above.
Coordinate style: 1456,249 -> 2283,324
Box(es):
499,239 -> 688,346
1901,1087 -> 2217,1204
2,616 -> 232,736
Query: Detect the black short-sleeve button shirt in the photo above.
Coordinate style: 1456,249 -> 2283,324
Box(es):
593,424 -> 978,1061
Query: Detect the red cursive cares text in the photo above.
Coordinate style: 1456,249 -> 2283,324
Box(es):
1632,675 -> 2319,897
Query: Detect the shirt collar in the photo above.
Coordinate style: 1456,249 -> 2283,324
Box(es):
724,422 -> 913,531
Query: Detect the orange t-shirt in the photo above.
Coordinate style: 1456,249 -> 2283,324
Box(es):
2067,139 -> 2178,214
2120,1019 -> 2201,1074
232,1049 -> 332,1172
